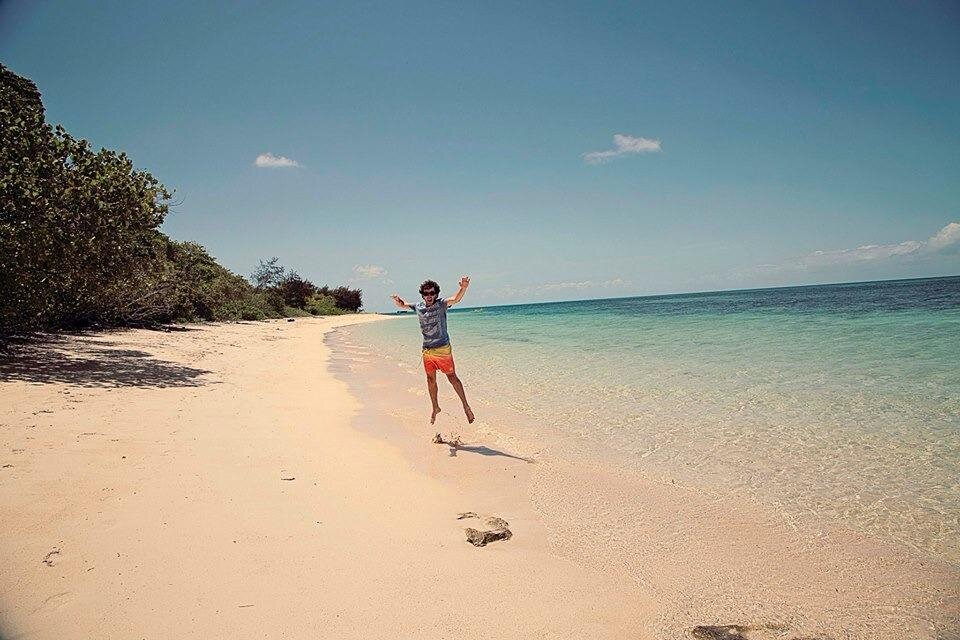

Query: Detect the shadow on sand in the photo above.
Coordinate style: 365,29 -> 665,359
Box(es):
444,442 -> 535,463
0,334 -> 211,389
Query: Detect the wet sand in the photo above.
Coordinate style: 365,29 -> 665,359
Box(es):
0,316 -> 957,639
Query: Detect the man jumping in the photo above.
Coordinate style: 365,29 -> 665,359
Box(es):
390,277 -> 475,426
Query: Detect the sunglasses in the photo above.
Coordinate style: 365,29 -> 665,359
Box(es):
420,290 -> 438,296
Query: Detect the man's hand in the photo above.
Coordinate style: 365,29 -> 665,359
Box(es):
390,294 -> 408,309
447,276 -> 470,307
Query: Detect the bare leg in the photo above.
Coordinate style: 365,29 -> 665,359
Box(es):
426,372 -> 441,424
445,372 -> 474,423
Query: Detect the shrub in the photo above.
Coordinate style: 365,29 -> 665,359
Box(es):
279,272 -> 316,308
0,64 -> 363,337
305,293 -> 343,316
1,63 -> 170,332
282,305 -> 312,317
333,286 -> 362,312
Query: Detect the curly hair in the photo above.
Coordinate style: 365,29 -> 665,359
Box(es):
419,279 -> 440,295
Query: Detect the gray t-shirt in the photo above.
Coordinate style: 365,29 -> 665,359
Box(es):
409,299 -> 450,349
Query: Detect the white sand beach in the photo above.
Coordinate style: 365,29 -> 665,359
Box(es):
1,316 -> 957,639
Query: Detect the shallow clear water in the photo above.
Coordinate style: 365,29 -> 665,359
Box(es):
347,276 -> 960,563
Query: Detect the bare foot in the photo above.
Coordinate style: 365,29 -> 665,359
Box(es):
464,406 -> 475,424
430,406 -> 441,424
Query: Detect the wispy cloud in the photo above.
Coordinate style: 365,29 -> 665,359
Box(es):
350,264 -> 393,284
489,278 -> 630,299
352,264 -> 387,279
751,221 -> 960,275
254,152 -> 300,168
584,134 -> 661,165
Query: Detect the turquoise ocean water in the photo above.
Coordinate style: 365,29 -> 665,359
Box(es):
345,276 -> 960,564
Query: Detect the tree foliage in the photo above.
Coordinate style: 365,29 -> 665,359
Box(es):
279,272 -> 317,308
1,63 -> 170,332
330,286 -> 363,313
251,257 -> 286,290
0,64 -> 363,337
250,261 -> 363,314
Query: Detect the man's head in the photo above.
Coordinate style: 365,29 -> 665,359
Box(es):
419,279 -> 440,303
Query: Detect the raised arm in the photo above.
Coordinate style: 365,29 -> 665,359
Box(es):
390,294 -> 413,310
445,276 -> 470,307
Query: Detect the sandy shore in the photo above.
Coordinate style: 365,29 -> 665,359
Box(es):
0,317 -> 646,639
2,317 -> 958,639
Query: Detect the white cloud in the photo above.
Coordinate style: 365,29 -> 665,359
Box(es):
751,221 -> 960,274
928,222 -> 960,252
541,278 -> 627,291
584,134 -> 661,165
350,264 -> 392,285
489,278 -> 630,299
254,152 -> 300,168
799,240 -> 924,268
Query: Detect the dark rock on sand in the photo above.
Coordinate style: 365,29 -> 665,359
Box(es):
691,625 -> 751,640
458,512 -> 513,546
465,527 -> 512,547
690,623 -> 805,640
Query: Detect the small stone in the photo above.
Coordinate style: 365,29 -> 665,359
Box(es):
689,624 -> 798,640
690,626 -> 749,640
465,526 -> 512,547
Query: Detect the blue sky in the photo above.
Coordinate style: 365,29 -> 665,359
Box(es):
2,0 -> 959,310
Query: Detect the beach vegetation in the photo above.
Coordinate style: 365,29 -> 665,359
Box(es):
279,272 -> 317,308
304,293 -> 344,316
282,305 -> 313,318
324,286 -> 364,313
251,257 -> 287,290
0,64 -> 362,337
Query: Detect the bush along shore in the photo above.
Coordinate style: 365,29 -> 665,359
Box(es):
0,64 -> 361,339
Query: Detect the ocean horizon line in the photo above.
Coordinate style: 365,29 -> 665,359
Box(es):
403,272 -> 960,313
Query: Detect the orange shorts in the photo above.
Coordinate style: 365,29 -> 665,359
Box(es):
422,343 -> 455,375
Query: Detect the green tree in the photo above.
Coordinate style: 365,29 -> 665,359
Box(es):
1,63 -> 171,332
251,257 -> 285,289
279,272 -> 316,308
1,64 -> 362,336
